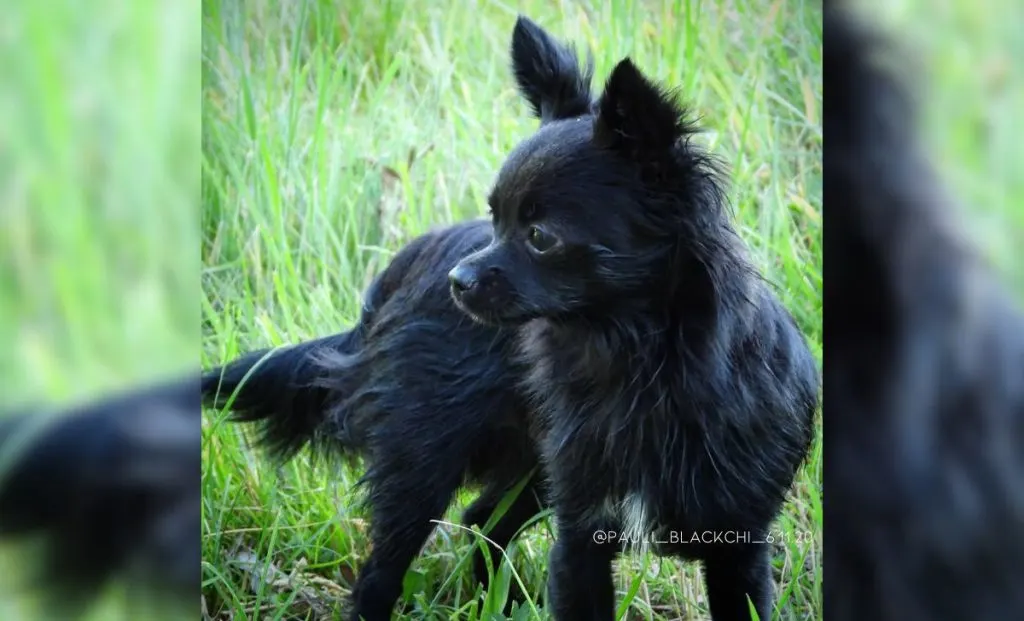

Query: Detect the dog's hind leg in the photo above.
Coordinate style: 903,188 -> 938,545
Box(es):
702,543 -> 775,621
462,476 -> 544,607
345,460 -> 463,621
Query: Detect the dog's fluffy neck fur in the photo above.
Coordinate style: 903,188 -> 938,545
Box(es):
514,235 -> 795,505
517,251 -> 763,439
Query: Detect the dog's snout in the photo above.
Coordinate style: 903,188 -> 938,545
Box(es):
448,264 -> 478,295
449,256 -> 508,321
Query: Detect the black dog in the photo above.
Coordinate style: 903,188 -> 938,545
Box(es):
449,17 -> 820,621
203,220 -> 546,621
825,5 -> 1024,621
0,378 -> 199,619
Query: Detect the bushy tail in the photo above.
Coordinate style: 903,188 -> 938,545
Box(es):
202,331 -> 359,462
0,377 -> 198,618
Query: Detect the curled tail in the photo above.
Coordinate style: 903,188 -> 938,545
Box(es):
202,330 -> 359,462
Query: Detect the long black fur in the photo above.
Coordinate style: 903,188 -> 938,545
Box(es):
203,220 -> 545,621
825,5 -> 1024,620
449,16 -> 820,621
0,377 -> 199,619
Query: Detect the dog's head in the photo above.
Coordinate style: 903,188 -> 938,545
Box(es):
449,16 -> 728,327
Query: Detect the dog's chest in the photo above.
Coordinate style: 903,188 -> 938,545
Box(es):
517,321 -> 680,534
603,492 -> 656,548
517,320 -> 629,414
518,317 -> 676,446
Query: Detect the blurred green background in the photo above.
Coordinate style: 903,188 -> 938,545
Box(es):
856,0 -> 1024,293
0,0 -> 199,403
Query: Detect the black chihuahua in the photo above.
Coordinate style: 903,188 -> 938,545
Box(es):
449,17 -> 819,621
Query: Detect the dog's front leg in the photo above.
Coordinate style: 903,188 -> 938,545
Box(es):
546,521 -> 618,621
702,541 -> 775,621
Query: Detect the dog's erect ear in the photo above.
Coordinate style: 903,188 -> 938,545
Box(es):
593,58 -> 696,158
510,16 -> 594,123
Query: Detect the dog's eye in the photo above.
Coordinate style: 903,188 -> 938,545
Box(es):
527,226 -> 559,254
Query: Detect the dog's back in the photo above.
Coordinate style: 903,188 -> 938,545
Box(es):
203,218 -> 518,462
313,218 -> 532,465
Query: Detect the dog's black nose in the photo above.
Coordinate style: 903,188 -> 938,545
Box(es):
448,264 -> 477,295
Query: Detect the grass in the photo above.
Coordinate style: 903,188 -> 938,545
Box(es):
0,0 -> 198,402
200,0 -> 823,619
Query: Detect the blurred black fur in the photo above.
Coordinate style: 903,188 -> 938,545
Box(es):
825,4 -> 1024,621
450,17 -> 819,621
0,378 -> 199,619
203,220 -> 545,621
